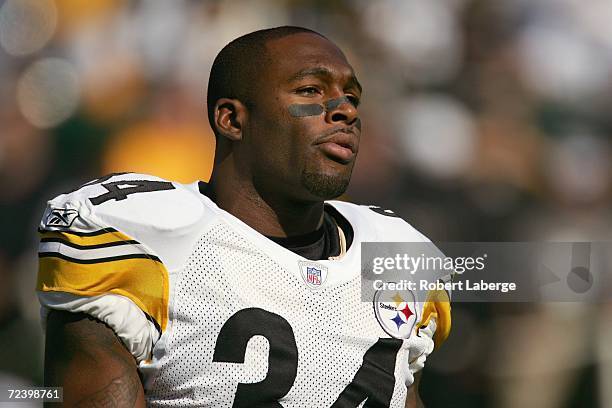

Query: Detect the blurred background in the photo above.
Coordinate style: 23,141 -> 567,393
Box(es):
1,0 -> 611,406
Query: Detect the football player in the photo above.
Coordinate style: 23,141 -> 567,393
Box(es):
38,26 -> 450,407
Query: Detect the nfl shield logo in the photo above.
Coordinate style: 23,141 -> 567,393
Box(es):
306,267 -> 322,285
298,261 -> 328,289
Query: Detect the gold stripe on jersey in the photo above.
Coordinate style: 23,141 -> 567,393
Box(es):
37,254 -> 169,332
417,289 -> 451,349
39,229 -> 134,247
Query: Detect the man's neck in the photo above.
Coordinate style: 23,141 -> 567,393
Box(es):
207,163 -> 324,238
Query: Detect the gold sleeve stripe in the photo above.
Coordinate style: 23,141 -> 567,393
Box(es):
417,289 -> 451,349
39,229 -> 134,247
37,255 -> 169,332
40,237 -> 140,250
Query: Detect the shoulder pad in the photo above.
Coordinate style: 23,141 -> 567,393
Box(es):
40,172 -> 211,270
326,200 -> 430,243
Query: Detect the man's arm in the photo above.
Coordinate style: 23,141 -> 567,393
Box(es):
44,310 -> 146,407
405,371 -> 425,408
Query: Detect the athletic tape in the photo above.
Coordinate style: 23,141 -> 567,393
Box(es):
287,96 -> 354,118
287,103 -> 324,117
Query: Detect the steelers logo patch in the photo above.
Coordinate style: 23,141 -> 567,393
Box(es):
373,288 -> 418,339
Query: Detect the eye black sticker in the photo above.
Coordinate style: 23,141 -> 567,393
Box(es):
288,96 -> 353,118
287,103 -> 325,117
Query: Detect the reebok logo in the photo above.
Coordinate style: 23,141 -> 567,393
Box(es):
45,209 -> 79,228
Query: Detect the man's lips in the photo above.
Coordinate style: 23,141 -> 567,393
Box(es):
314,130 -> 358,164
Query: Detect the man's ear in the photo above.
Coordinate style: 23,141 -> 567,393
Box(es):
213,98 -> 247,142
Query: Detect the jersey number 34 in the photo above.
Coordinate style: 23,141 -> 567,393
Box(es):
213,308 -> 403,407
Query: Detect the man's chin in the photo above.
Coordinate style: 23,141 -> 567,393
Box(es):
300,171 -> 351,200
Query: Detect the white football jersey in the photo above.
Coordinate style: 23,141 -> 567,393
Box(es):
37,173 -> 451,407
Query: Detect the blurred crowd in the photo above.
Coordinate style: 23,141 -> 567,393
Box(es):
1,0 -> 611,406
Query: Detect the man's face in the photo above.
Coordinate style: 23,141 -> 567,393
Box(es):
241,33 -> 362,202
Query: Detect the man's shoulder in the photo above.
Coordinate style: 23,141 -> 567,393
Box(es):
325,200 -> 431,243
43,172 -> 206,226
39,173 -> 215,267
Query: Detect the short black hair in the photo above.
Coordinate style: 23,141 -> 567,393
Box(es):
206,26 -> 326,135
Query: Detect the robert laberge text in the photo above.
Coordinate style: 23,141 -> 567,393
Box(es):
372,279 -> 517,293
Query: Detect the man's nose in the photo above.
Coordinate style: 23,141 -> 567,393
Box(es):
324,96 -> 359,127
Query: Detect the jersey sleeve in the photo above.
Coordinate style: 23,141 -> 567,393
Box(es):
36,173 -> 204,363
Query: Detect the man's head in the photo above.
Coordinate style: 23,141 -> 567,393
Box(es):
208,26 -> 362,202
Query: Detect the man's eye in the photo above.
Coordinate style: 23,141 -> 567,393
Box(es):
347,95 -> 360,107
297,87 -> 320,96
